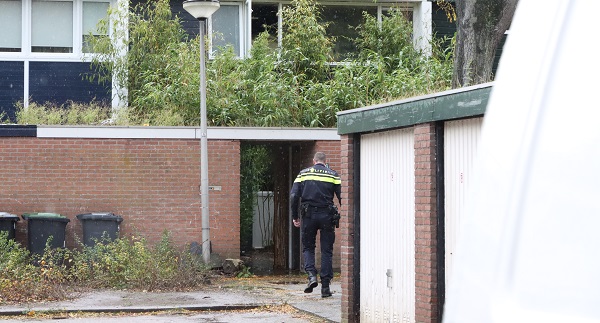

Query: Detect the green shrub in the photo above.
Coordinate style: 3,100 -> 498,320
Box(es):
0,231 -> 210,303
70,231 -> 209,291
87,0 -> 199,126
9,0 -> 453,127
80,0 -> 452,128
236,265 -> 253,278
0,232 -> 69,303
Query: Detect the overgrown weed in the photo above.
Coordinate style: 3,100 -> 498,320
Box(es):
0,231 -> 210,304
14,101 -> 111,125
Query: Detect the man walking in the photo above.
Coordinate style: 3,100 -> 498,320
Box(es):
290,152 -> 341,298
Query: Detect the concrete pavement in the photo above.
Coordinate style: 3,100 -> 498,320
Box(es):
0,276 -> 341,322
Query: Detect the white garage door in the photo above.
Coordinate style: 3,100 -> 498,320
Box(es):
360,127 -> 415,323
444,117 -> 483,288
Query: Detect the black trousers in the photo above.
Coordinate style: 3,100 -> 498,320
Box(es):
301,208 -> 335,284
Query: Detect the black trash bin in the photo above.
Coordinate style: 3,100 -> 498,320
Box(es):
77,213 -> 123,247
0,212 -> 19,240
22,213 -> 70,254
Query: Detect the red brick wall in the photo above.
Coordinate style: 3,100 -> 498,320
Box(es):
340,134 -> 357,323
414,123 -> 439,323
0,135 -> 342,267
0,137 -> 240,259
314,141 -> 342,173
205,140 -> 241,258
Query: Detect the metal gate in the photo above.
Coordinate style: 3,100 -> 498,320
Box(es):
444,117 -> 483,288
360,128 -> 415,323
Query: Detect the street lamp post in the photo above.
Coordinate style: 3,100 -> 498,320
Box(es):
183,0 -> 220,264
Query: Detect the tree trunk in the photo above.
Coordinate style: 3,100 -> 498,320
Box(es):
452,0 -> 518,88
272,145 -> 290,271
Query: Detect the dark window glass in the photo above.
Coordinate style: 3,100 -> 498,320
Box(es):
322,6 -> 377,60
251,3 -> 278,48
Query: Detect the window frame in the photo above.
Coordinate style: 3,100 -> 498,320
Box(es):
31,0 -> 75,54
245,0 -> 417,60
0,0 -> 23,52
0,0 -> 118,111
211,2 -> 245,57
0,0 -> 114,61
82,1 -> 111,53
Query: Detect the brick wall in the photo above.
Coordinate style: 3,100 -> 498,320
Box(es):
204,140 -> 241,258
414,123 -> 439,323
314,141 -> 342,173
0,137 -> 240,259
0,133 -> 342,268
340,134 -> 357,323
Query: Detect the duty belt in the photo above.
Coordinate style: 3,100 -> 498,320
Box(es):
307,205 -> 330,211
301,204 -> 331,218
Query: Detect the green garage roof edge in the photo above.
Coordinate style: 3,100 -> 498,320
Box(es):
337,82 -> 493,135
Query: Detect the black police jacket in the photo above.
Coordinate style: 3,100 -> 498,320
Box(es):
290,163 -> 341,220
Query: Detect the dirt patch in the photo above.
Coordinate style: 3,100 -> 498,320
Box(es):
241,248 -> 276,275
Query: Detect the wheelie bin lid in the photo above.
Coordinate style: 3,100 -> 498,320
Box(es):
76,212 -> 123,223
0,212 -> 19,221
22,212 -> 70,222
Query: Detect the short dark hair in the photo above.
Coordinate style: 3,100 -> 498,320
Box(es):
313,152 -> 326,163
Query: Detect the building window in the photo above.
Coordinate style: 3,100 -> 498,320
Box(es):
322,5 -> 377,60
82,1 -> 110,53
245,3 -> 412,60
251,3 -> 278,48
32,0 -> 74,53
0,0 -> 22,52
212,4 -> 241,56
0,0 -> 112,55
189,1 -> 419,60
383,6 -> 413,21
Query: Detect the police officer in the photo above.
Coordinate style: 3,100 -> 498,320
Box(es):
290,152 -> 341,298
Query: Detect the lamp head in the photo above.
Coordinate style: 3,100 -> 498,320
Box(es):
183,0 -> 220,20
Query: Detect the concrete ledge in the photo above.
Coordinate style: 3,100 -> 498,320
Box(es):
36,126 -> 340,141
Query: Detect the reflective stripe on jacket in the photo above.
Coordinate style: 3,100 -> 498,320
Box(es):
290,163 -> 341,219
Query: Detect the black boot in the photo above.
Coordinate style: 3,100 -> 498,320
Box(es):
321,279 -> 332,298
304,272 -> 318,293
321,286 -> 332,298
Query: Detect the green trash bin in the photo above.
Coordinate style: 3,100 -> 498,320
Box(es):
77,213 -> 123,247
22,213 -> 70,254
0,212 -> 19,240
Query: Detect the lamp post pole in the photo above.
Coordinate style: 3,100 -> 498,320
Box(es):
183,0 -> 220,265
199,17 -> 210,265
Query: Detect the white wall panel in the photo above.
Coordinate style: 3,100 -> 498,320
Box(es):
444,117 -> 483,288
360,128 -> 415,323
